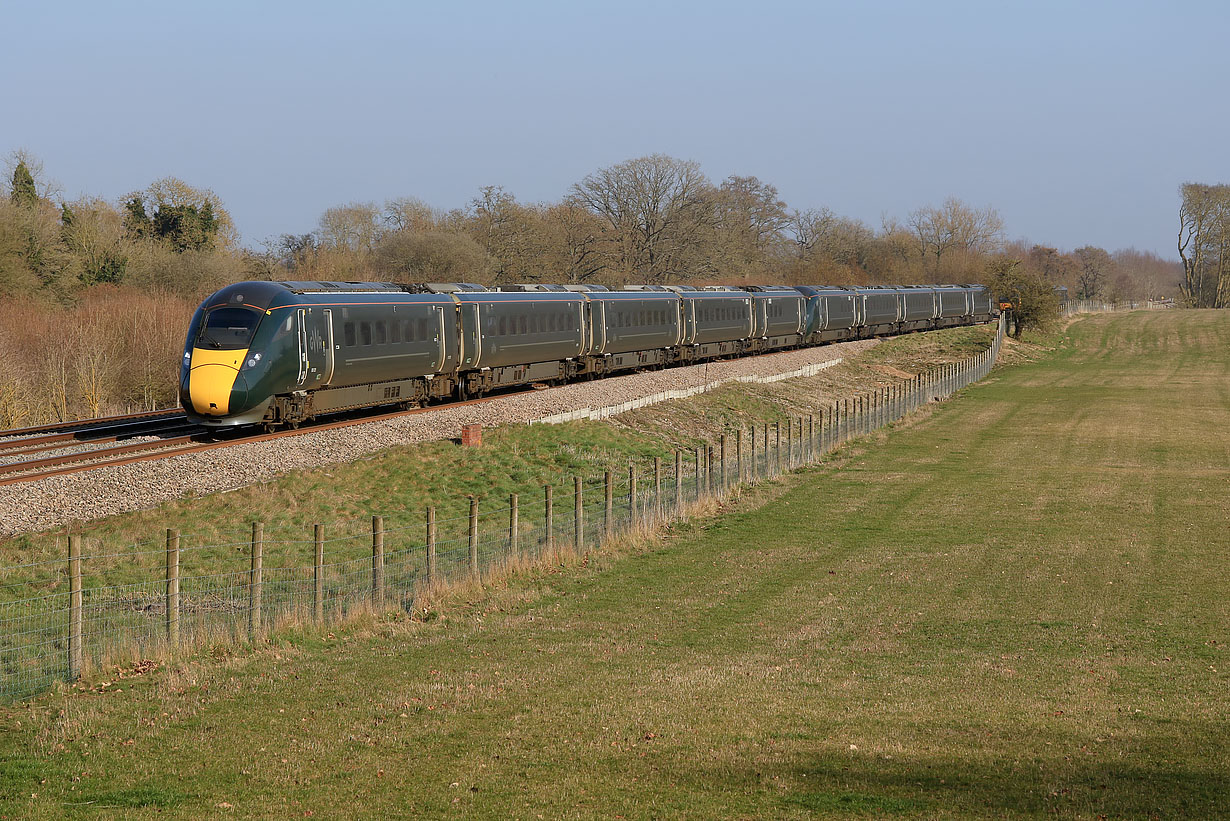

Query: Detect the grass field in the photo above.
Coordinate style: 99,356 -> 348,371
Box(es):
1,310 -> 1227,818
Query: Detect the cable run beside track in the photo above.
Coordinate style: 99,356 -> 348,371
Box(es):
0,393 -> 516,487
0,408 -> 184,440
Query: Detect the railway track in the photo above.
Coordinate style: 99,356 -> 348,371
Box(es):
0,408 -> 185,441
0,395 -> 513,487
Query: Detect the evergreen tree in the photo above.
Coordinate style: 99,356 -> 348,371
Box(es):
10,161 -> 37,207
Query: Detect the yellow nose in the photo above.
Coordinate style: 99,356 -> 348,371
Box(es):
188,348 -> 244,416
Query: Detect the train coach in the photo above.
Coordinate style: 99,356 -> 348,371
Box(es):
181,280 -> 996,429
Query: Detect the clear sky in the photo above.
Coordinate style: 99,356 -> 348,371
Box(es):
2,0 -> 1227,258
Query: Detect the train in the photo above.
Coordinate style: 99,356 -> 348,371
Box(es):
180,281 -> 998,429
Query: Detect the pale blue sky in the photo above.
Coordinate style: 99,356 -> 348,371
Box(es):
2,0 -> 1226,258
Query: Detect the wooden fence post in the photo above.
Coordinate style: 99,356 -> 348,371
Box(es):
249,522 -> 263,637
426,507 -> 437,584
545,484 -> 554,554
165,528 -> 179,650
693,448 -> 702,498
654,456 -> 662,519
574,476 -> 583,551
706,445 -> 714,495
750,425 -> 757,482
68,534 -> 82,681
510,493 -> 519,556
774,422 -> 781,475
468,498 -> 479,580
720,434 -> 727,489
162,529 -> 179,649
604,471 -> 613,535
736,428 -> 743,482
674,450 -> 682,512
372,515 -> 385,610
313,524 -> 324,623
628,466 -> 637,523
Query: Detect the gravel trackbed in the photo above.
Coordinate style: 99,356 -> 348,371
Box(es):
0,340 -> 875,538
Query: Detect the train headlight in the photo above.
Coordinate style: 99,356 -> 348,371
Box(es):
183,352 -> 191,365
246,358 -> 256,369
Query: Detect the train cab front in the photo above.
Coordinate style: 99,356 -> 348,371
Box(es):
181,284 -> 282,427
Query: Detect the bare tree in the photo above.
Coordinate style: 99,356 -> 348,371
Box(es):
571,154 -> 713,282
316,202 -> 382,254
383,197 -> 440,233
907,197 -> 1004,274
548,199 -> 609,283
373,230 -> 492,281
1112,248 -> 1183,302
1024,245 -> 1077,287
715,176 -> 789,250
1178,182 -> 1230,308
1072,246 -> 1114,300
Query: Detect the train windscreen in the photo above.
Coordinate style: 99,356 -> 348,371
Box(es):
196,307 -> 262,350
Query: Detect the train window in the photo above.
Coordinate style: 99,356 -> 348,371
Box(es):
418,318 -> 431,340
360,322 -> 372,346
404,319 -> 414,342
375,322 -> 387,345
499,316 -> 507,335
390,320 -> 401,344
196,306 -> 262,350
519,316 -> 527,335
343,322 -> 356,347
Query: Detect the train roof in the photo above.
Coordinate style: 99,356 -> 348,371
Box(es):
450,290 -> 584,303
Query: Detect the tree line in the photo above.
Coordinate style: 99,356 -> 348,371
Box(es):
0,150 -> 1187,426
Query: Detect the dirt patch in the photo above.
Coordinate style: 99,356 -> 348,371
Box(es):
870,364 -> 915,379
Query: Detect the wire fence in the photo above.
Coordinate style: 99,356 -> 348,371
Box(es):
1062,299 -> 1174,316
0,317 -> 1006,701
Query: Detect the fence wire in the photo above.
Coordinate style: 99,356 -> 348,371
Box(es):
1,319 -> 1007,700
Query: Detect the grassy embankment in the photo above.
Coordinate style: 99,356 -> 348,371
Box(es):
0,325 -> 992,596
7,311 -> 1226,817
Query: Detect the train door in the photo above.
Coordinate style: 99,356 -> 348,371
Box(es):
321,309 -> 335,385
430,305 -> 449,372
458,300 -> 482,368
296,309 -> 309,385
296,308 -> 334,387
